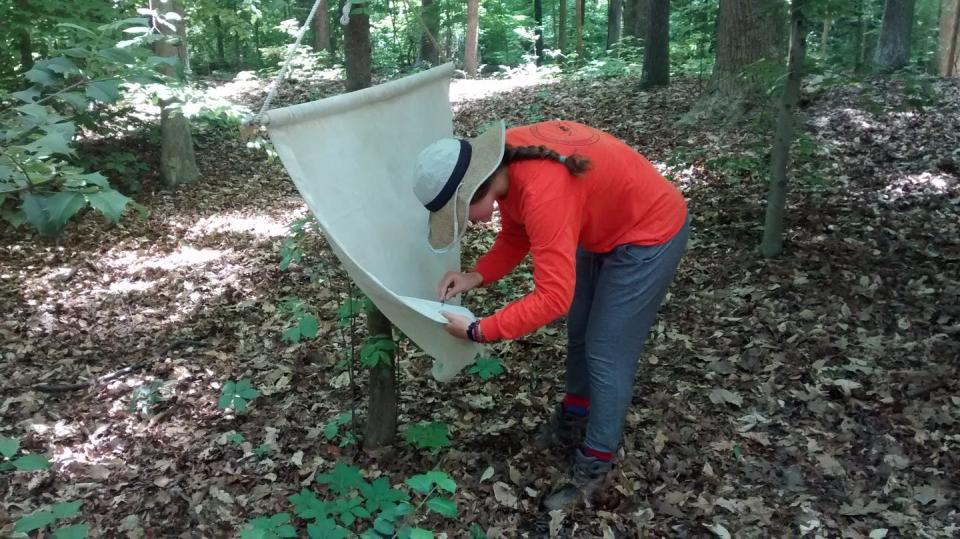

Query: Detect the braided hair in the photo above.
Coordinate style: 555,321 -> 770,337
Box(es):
471,144 -> 592,203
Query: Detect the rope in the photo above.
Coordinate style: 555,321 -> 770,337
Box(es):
249,0 -> 334,126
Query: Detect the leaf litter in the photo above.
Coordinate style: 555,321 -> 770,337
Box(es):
1,72 -> 958,537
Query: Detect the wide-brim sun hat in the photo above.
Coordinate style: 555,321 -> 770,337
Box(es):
412,120 -> 505,251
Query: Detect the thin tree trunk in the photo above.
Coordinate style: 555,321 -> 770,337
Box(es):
312,0 -> 330,52
857,0 -> 869,72
559,0 -> 567,52
607,0 -> 623,50
576,0 -> 584,64
820,19 -> 830,57
623,0 -> 649,45
641,0 -> 669,87
465,0 -> 479,75
873,0 -> 915,72
154,0 -> 199,187
938,0 -> 960,76
17,0 -> 33,72
420,0 -> 440,65
214,15 -> 226,68
345,1 -> 371,91
364,306 -> 397,448
761,0 -> 807,258
535,0 -> 545,65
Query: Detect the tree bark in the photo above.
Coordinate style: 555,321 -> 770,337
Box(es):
214,15 -> 226,68
342,2 -> 398,448
420,0 -> 440,65
857,0 -> 870,72
17,0 -> 33,73
820,19 -> 830,57
559,0 -> 567,52
535,0 -> 545,65
622,0 -> 648,45
607,0 -> 623,50
641,0 -> 669,87
345,1 -> 371,91
155,0 -> 199,187
363,307 -> 397,448
312,0 -> 330,52
761,0 -> 807,258
873,0 -> 915,72
465,0 -> 479,75
576,0 -> 584,64
711,0 -> 786,95
938,0 -> 960,76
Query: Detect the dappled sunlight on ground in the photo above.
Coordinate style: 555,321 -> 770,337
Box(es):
450,68 -> 560,104
186,211 -> 298,240
882,170 -> 957,200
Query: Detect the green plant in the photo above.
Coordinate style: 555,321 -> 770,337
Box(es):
0,436 -> 50,472
13,500 -> 87,538
279,297 -> 320,343
240,513 -> 297,539
227,431 -> 246,445
218,379 -> 259,413
0,15 -> 172,235
360,334 -> 396,368
128,380 -> 165,415
469,357 -> 504,381
278,216 -> 321,271
323,411 -> 357,447
404,422 -> 451,455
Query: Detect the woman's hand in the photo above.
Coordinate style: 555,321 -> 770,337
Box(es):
441,312 -> 472,340
437,271 -> 484,302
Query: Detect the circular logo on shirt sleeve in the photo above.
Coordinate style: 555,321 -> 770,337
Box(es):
530,121 -> 601,146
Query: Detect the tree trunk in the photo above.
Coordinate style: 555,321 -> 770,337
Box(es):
622,0 -> 648,44
559,0 -> 567,52
576,0 -> 584,64
465,0 -> 479,75
154,0 -> 199,188
761,0 -> 807,258
938,0 -> 960,76
345,1 -> 371,91
420,0 -> 440,65
607,0 -> 623,50
695,0 -> 785,119
364,307 -> 397,448
342,3 -> 397,447
312,0 -> 330,52
820,19 -> 830,57
712,0 -> 785,94
873,0 -> 915,72
641,0 -> 669,87
535,0 -> 545,65
857,0 -> 870,72
17,0 -> 33,72
214,15 -> 226,68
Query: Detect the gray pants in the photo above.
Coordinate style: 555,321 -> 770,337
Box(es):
566,218 -> 690,454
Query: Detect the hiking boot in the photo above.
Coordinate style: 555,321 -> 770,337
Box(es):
534,404 -> 588,451
542,448 -> 614,511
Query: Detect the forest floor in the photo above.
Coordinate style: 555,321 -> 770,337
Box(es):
2,69 -> 959,538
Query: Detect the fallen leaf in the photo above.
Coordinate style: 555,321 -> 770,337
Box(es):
708,388 -> 743,407
493,481 -> 518,508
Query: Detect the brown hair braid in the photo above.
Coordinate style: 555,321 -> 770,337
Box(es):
502,144 -> 592,175
470,145 -> 592,204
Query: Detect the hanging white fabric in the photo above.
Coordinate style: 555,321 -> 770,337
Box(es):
263,63 -> 483,382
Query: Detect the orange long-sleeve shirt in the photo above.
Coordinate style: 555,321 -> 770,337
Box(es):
473,121 -> 687,341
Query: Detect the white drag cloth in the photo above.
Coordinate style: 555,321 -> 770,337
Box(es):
264,63 -> 482,381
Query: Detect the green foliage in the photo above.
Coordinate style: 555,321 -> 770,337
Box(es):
240,513 -> 298,539
227,431 -> 246,445
13,500 -> 86,538
323,411 -> 357,447
360,334 -> 395,368
278,462 -> 459,538
129,380 -> 165,415
403,421 -> 451,455
0,436 -> 51,473
278,297 -> 320,343
469,356 -> 504,381
0,12 -> 174,235
279,216 -> 321,271
218,378 -> 260,413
